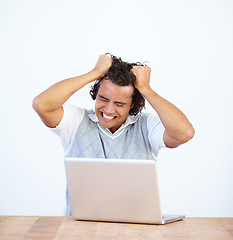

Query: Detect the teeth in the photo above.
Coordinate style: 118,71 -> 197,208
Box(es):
103,113 -> 114,120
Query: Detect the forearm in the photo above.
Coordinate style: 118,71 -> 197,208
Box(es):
33,70 -> 100,113
140,86 -> 195,145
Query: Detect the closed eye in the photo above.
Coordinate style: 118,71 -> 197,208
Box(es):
99,95 -> 109,102
115,101 -> 127,107
98,95 -> 126,106
116,103 -> 125,107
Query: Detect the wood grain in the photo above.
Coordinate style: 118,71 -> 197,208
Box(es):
0,216 -> 232,240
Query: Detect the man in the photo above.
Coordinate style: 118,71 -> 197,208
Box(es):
33,54 -> 195,213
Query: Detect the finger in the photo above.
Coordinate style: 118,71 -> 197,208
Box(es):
131,67 -> 136,75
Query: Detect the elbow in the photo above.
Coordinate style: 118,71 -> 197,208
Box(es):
164,125 -> 195,148
32,96 -> 44,114
32,97 -> 38,112
181,125 -> 195,144
188,125 -> 195,141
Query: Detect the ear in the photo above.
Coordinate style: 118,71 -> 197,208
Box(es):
130,102 -> 134,109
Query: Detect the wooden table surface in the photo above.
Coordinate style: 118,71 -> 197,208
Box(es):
0,216 -> 232,240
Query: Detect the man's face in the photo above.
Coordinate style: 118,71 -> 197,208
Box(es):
95,79 -> 134,133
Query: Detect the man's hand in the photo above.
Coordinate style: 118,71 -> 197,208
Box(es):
93,54 -> 112,78
132,65 -> 194,148
131,66 -> 151,94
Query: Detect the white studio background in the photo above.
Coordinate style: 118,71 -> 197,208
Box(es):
0,0 -> 232,217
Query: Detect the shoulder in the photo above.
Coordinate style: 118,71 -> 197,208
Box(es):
49,104 -> 88,154
133,112 -> 159,126
63,103 -> 85,116
146,113 -> 162,129
135,111 -> 164,137
49,103 -> 85,135
55,103 -> 84,129
129,111 -> 162,127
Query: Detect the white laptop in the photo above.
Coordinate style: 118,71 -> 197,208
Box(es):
64,157 -> 185,224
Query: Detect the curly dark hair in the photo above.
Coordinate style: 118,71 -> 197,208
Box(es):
90,54 -> 145,116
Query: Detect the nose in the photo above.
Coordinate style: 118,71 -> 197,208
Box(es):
104,102 -> 115,114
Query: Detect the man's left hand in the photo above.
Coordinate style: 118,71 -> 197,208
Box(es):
131,66 -> 151,93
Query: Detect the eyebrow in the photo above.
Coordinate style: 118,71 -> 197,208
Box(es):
98,95 -> 127,105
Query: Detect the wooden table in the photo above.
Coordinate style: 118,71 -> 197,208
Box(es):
0,216 -> 232,240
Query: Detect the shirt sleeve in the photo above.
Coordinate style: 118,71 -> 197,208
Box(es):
147,114 -> 166,157
48,103 -> 85,155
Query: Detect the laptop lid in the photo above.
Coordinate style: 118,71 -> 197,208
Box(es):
64,157 -> 184,224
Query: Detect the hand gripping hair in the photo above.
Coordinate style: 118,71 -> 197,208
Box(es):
90,54 -> 146,116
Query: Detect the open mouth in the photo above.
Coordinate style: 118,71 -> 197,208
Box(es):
102,112 -> 117,120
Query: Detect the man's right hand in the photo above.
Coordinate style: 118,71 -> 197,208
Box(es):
92,54 -> 112,78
